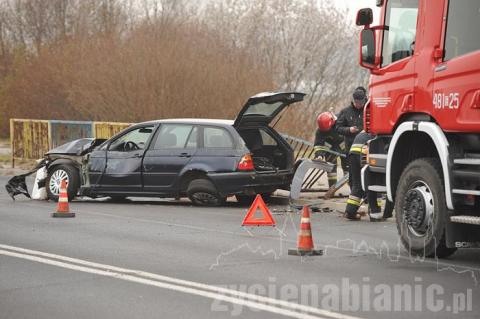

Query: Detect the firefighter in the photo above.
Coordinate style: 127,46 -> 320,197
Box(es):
335,86 -> 367,190
344,131 -> 393,221
335,87 -> 393,220
335,87 -> 366,153
313,111 -> 347,188
344,131 -> 375,220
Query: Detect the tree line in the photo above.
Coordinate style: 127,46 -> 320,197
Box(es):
0,0 -> 368,139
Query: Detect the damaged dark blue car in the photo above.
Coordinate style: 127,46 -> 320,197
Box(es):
6,92 -> 305,206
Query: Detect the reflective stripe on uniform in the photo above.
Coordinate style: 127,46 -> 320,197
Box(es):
349,195 -> 361,202
347,195 -> 362,206
347,199 -> 361,206
349,143 -> 364,154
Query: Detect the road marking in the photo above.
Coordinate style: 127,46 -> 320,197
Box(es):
0,244 -> 364,319
5,201 -> 480,274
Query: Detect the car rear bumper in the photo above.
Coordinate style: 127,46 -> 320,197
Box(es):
208,170 -> 293,196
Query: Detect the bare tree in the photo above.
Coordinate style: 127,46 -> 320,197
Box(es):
0,0 -> 368,140
205,0 -> 369,138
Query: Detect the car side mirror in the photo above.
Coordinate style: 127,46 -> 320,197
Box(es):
360,29 -> 379,70
356,8 -> 373,26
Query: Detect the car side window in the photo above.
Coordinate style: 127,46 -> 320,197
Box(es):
154,124 -> 194,149
444,0 -> 480,61
203,127 -> 233,148
108,126 -> 154,152
185,127 -> 198,149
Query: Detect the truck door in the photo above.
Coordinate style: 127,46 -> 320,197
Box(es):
433,0 -> 480,131
370,0 -> 419,134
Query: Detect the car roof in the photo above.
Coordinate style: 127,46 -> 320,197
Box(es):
136,118 -> 235,127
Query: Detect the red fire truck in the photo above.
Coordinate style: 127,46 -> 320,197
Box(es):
357,0 -> 480,257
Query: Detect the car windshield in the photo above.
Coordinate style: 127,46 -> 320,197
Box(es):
243,101 -> 283,117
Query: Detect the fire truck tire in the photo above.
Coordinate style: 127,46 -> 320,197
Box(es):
395,158 -> 457,258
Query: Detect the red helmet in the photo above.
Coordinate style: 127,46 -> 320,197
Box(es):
317,112 -> 336,131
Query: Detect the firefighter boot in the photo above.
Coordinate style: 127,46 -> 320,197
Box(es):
368,192 -> 383,222
327,171 -> 337,188
344,153 -> 364,220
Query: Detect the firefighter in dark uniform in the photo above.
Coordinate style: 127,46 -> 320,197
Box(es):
336,87 -> 393,221
343,130 -> 394,221
335,86 -> 368,219
313,112 -> 348,187
345,131 -> 376,219
335,87 -> 366,154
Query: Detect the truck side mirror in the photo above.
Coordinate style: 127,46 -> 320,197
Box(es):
360,29 -> 378,69
356,8 -> 373,26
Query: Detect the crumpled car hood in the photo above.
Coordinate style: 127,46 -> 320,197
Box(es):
46,138 -> 106,156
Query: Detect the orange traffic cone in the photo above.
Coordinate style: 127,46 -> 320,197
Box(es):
288,206 -> 322,256
52,179 -> 75,218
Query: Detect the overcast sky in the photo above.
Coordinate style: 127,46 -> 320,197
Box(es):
332,0 -> 381,24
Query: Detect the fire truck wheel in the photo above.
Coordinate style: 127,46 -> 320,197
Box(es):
395,158 -> 457,258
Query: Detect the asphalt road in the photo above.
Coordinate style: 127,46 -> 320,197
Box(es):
1,176 -> 479,319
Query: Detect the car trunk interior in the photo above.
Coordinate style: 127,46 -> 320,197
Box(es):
237,127 -> 291,171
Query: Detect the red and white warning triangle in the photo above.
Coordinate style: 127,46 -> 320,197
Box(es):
241,194 -> 275,226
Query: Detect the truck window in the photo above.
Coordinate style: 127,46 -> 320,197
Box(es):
381,0 -> 419,67
444,0 -> 480,61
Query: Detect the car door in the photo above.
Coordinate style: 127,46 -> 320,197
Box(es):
432,0 -> 480,131
193,125 -> 238,172
142,124 -> 197,193
100,125 -> 156,193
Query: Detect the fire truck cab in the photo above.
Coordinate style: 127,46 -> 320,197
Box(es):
357,0 -> 480,258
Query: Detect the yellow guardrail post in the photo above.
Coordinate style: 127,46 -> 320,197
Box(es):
10,118 -> 14,168
93,121 -> 132,139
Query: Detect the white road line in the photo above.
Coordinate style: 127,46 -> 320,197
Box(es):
0,244 -> 364,319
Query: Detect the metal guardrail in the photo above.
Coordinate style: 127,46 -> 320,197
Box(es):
49,120 -> 93,148
94,122 -> 132,139
10,119 -> 50,168
9,119 -> 133,167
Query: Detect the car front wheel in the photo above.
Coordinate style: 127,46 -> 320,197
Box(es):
187,179 -> 225,207
46,164 -> 80,202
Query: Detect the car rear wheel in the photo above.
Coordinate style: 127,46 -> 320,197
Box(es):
46,164 -> 80,202
187,179 -> 225,207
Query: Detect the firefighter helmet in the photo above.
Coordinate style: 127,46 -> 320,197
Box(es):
317,112 -> 336,132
